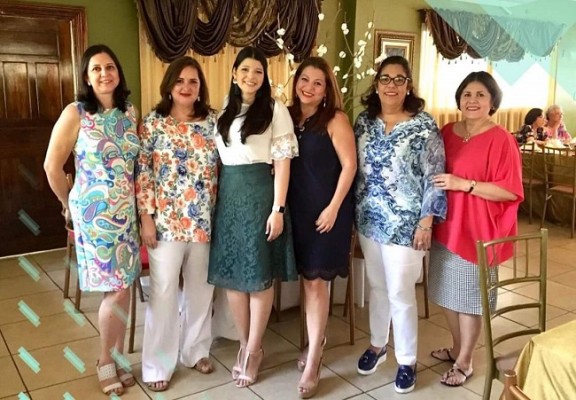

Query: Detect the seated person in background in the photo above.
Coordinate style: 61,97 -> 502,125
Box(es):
515,108 -> 546,145
545,104 -> 571,142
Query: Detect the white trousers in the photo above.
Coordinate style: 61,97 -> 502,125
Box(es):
142,241 -> 214,382
359,233 -> 424,366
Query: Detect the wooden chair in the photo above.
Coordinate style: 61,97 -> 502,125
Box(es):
503,369 -> 532,400
62,173 -> 82,311
520,142 -> 544,224
128,245 -> 150,353
541,146 -> 576,237
476,229 -> 547,400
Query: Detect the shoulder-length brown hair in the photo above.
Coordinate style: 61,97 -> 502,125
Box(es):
154,56 -> 211,119
288,57 -> 343,133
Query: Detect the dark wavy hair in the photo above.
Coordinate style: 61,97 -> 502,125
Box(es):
524,108 -> 543,126
77,44 -> 130,113
217,46 -> 273,145
455,71 -> 502,116
288,57 -> 343,133
154,56 -> 211,119
360,55 -> 424,119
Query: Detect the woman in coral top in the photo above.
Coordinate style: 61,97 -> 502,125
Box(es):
136,56 -> 219,392
428,71 -> 523,387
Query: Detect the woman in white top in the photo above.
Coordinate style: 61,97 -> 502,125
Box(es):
207,46 -> 299,388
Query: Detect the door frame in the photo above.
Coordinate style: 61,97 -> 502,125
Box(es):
0,1 -> 87,88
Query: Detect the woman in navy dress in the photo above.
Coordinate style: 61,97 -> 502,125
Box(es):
287,57 -> 356,398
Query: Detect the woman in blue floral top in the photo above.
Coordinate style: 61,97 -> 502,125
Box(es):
354,56 -> 447,394
136,57 -> 219,392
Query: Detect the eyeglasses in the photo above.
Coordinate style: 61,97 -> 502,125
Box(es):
377,74 -> 411,86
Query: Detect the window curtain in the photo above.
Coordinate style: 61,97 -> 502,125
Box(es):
423,9 -> 564,62
136,0 -> 321,63
139,20 -> 293,115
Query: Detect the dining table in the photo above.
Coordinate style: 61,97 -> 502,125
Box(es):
513,319 -> 576,400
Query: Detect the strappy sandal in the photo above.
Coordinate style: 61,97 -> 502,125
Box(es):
236,348 -> 264,388
116,366 -> 135,387
297,337 -> 327,372
232,346 -> 244,380
194,357 -> 214,374
430,347 -> 456,363
145,380 -> 169,392
441,363 -> 474,387
96,361 -> 123,396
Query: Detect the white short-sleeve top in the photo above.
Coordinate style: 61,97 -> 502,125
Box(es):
215,100 -> 299,165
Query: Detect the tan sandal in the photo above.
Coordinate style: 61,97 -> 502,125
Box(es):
194,357 -> 214,374
298,357 -> 322,399
236,348 -> 264,388
116,366 -> 135,387
96,361 -> 123,395
441,363 -> 473,387
232,346 -> 244,380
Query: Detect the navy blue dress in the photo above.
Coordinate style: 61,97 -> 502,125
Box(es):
288,121 -> 354,281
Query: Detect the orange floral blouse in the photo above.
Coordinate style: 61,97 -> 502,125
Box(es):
136,111 -> 219,243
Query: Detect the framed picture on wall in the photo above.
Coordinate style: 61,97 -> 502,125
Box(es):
374,30 -> 416,69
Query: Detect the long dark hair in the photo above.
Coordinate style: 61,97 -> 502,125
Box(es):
524,108 -> 543,126
217,46 -> 274,145
154,56 -> 211,119
288,57 -> 343,133
360,55 -> 424,119
455,71 -> 502,116
77,44 -> 130,113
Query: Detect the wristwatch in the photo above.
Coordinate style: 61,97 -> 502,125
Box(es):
272,205 -> 286,213
468,180 -> 477,193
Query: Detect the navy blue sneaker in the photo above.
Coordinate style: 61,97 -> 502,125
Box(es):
357,347 -> 387,375
395,365 -> 417,393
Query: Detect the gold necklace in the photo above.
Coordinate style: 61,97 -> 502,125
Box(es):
461,120 -> 490,143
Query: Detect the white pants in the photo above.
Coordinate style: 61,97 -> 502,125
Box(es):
142,241 -> 214,382
359,233 -> 424,366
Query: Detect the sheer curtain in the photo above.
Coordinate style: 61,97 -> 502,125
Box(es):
139,21 -> 293,115
418,23 -> 554,132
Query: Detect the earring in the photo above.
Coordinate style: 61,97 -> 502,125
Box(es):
407,90 -> 411,95
232,79 -> 238,85
88,82 -> 91,87
168,94 -> 172,100
197,96 -> 200,102
323,97 -> 326,108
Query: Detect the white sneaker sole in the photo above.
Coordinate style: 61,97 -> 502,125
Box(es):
357,352 -> 387,375
394,382 -> 416,394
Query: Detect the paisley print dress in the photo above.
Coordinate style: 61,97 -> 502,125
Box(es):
69,102 -> 141,292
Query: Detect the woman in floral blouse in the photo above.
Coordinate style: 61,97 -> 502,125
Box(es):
354,56 -> 447,394
136,56 -> 219,392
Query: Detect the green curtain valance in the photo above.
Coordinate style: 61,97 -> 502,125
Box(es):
424,9 -> 565,62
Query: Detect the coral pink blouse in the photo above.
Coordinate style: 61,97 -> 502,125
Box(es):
433,123 -> 523,265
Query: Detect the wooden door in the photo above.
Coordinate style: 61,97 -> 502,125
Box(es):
0,3 -> 86,256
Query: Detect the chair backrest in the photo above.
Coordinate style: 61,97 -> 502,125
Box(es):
476,229 -> 547,398
520,142 -> 537,184
542,146 -> 576,191
504,370 -> 531,400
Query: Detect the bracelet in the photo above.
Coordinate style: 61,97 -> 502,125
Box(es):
468,180 -> 477,193
417,224 -> 432,231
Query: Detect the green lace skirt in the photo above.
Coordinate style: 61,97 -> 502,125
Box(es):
208,163 -> 297,292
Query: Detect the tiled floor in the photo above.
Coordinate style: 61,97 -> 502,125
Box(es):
1,215 -> 575,399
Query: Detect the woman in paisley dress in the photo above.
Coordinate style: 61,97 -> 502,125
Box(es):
44,44 -> 141,396
207,46 -> 299,388
287,57 -> 356,399
136,56 -> 219,392
354,56 -> 447,394
429,72 -> 523,387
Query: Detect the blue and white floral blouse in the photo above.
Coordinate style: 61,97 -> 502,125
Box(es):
354,110 -> 447,247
